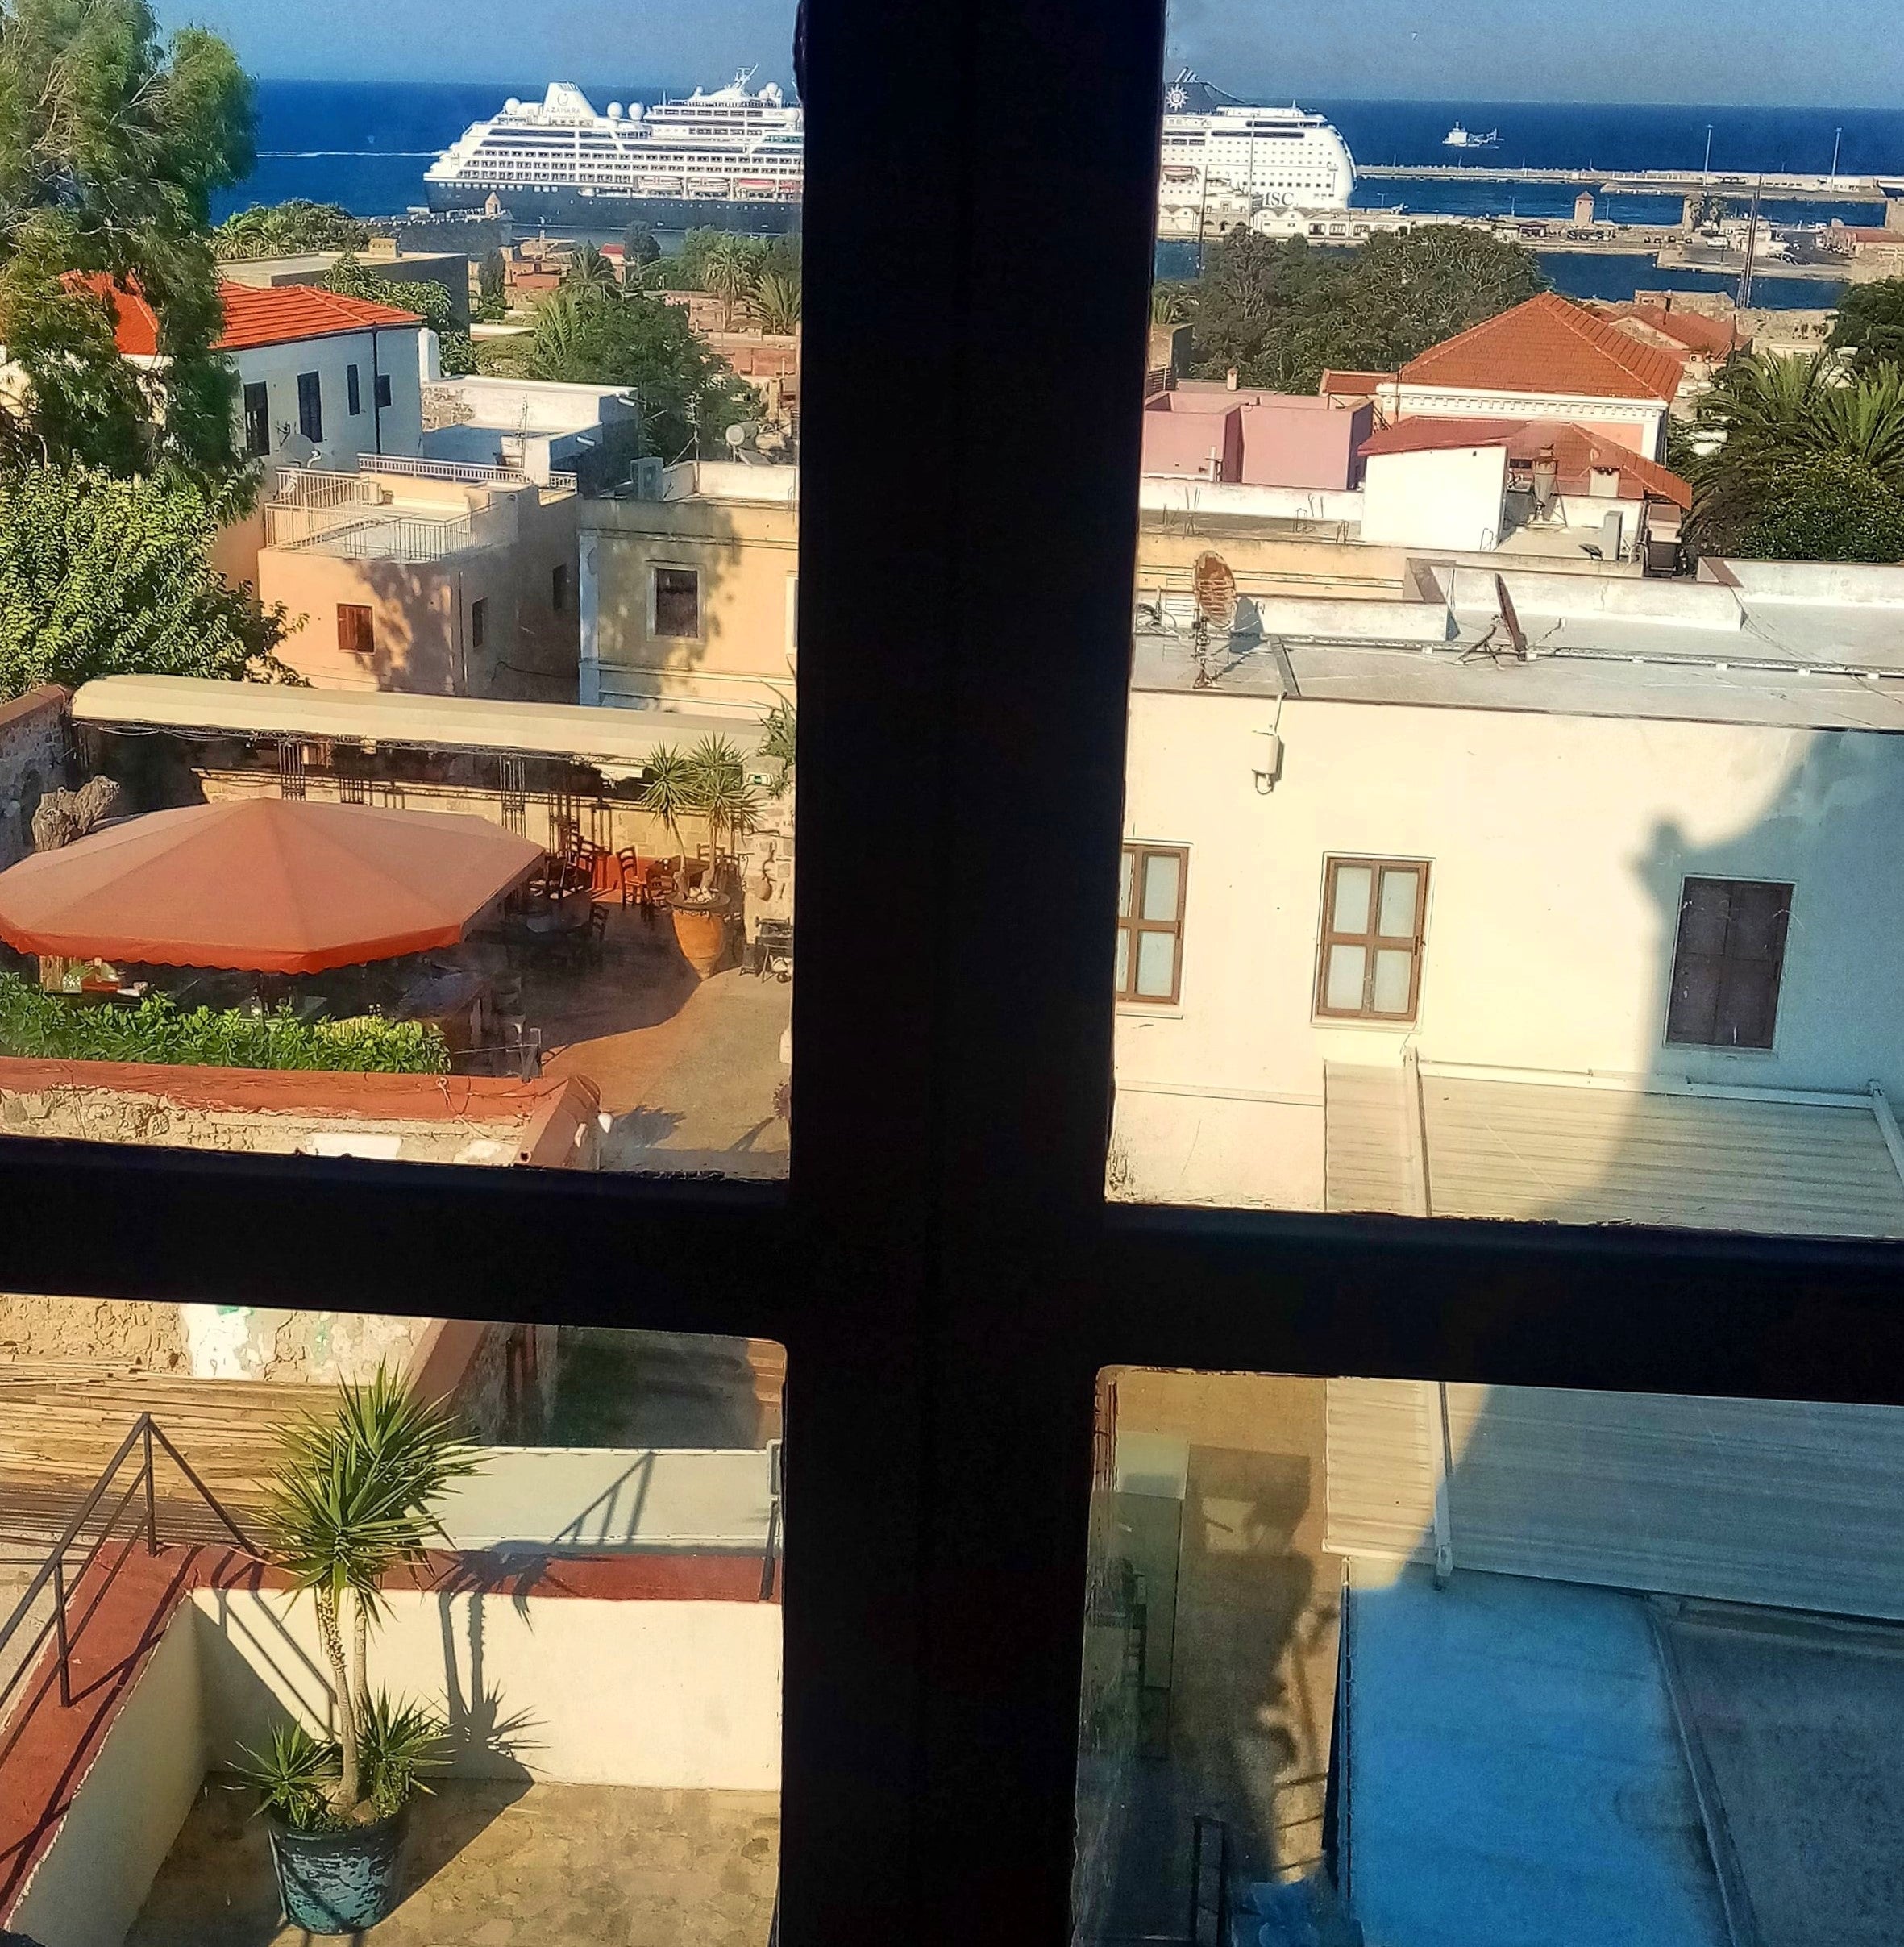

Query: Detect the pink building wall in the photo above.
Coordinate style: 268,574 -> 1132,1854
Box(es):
1140,401 -> 1241,481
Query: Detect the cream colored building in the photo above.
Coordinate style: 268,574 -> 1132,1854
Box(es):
256,463 -> 580,700
580,462 -> 799,718
1112,558 -> 1904,1220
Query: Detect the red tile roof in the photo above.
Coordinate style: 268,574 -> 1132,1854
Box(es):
1358,414 -> 1692,509
1598,302 -> 1744,360
64,272 -> 422,356
1320,368 -> 1395,396
1399,293 -> 1685,402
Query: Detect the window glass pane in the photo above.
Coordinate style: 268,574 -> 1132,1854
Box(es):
1,0 -> 800,1183
3,1293 -> 785,1938
1141,851 -> 1181,923
1120,849 -> 1136,919
1377,867 -> 1419,938
1330,864 -> 1372,935
1371,946 -> 1413,1013
1115,926 -> 1132,993
1323,942 -> 1366,1012
1135,930 -> 1177,1000
1114,19 -> 1873,1242
1075,1368 -> 1904,1947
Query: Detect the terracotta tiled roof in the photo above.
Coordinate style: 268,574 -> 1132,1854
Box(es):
64,272 -> 422,356
1399,293 -> 1685,402
1598,302 -> 1744,360
1358,414 -> 1693,509
1320,368 -> 1395,396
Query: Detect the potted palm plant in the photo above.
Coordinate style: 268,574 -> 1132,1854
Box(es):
235,1369 -> 480,1933
665,736 -> 762,980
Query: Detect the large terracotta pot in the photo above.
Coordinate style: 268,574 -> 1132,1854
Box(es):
670,899 -> 734,979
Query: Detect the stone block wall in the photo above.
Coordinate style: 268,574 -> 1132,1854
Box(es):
0,688 -> 72,870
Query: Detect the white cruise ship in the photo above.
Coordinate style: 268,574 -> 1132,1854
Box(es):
426,67 -> 1353,239
1159,70 -> 1357,214
425,72 -> 804,233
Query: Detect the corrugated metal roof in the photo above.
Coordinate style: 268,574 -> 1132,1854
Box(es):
1324,1062 -> 1904,1238
69,676 -> 763,765
1328,1379 -> 1904,1620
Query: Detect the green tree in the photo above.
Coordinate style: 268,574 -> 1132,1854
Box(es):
323,252 -> 476,375
1686,352 -> 1904,555
0,463 -> 291,697
699,234 -> 756,329
258,1370 -> 479,1822
473,248 -> 508,321
214,200 -> 372,261
1183,226 -> 1545,393
1829,278 -> 1904,380
526,286 -> 757,459
562,243 -> 617,290
0,0 -> 256,478
752,268 -> 801,336
1733,453 -> 1904,563
622,223 -> 662,271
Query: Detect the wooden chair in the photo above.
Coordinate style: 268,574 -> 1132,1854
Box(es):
616,847 -> 643,909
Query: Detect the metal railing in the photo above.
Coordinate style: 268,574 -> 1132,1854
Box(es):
0,1416 -> 260,1716
268,467 -> 385,512
274,510 -> 482,564
364,452 -> 577,491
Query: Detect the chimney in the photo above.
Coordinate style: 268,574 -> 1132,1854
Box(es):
1225,366 -> 1239,392
1531,447 -> 1558,516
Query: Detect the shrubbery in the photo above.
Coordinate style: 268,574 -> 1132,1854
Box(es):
0,973 -> 449,1074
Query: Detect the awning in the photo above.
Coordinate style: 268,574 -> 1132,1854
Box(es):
0,797 -> 543,974
69,675 -> 765,765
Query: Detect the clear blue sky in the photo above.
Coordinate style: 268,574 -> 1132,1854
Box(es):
156,0 -> 1904,107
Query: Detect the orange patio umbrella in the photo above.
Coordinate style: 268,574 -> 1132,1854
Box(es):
0,798 -> 544,976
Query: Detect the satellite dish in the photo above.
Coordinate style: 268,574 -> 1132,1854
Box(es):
724,422 -> 749,451
278,432 -> 317,467
1192,551 -> 1239,632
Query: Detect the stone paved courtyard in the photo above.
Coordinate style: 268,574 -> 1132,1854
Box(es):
129,1780 -> 779,1946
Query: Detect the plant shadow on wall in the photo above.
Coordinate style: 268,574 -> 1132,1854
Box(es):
221,1368 -> 537,1935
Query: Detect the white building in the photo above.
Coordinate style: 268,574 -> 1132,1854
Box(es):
422,373 -> 647,488
66,275 -> 431,471
1112,558 -> 1904,1223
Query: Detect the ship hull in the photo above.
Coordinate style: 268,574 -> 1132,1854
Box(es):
426,180 -> 802,235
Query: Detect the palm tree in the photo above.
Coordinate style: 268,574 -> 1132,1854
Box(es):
1150,285 -> 1187,327
1688,351 -> 1904,551
699,235 -> 756,330
562,243 -> 618,290
260,1369 -> 479,1820
752,268 -> 801,337
638,743 -> 697,867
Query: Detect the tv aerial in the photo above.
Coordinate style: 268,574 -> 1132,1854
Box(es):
1191,549 -> 1238,688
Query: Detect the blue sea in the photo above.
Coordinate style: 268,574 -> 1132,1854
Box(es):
231,84 -> 1904,308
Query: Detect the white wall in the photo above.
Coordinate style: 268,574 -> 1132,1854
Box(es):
1359,446 -> 1508,551
1137,476 -> 1365,526
9,1609 -> 206,1947
234,327 -> 425,468
1114,690 -> 1904,1208
193,1587 -> 782,1791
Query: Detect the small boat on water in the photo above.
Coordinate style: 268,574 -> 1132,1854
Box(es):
1443,122 -> 1501,150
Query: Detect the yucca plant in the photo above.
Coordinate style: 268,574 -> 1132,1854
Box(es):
260,1368 -> 480,1824
686,734 -> 762,873
638,742 -> 697,868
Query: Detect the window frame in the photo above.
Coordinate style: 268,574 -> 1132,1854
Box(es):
296,369 -> 322,444
336,602 -> 375,659
1665,874 -> 1793,1051
242,381 -> 270,458
1313,854 -> 1430,1022
6,8 -> 1902,1947
1115,841 -> 1188,1006
347,362 -> 363,417
650,563 -> 702,640
470,595 -> 488,652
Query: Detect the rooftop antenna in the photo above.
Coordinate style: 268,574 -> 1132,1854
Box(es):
1191,549 -> 1238,689
1493,572 -> 1528,659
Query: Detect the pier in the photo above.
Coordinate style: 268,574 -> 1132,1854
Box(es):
1357,164 -> 1902,205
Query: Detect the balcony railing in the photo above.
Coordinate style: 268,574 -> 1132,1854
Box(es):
364,452 -> 577,490
274,510 -> 482,564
